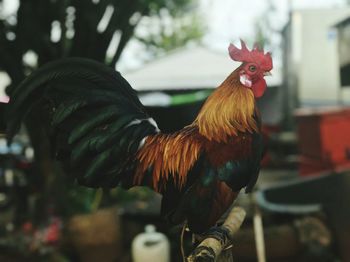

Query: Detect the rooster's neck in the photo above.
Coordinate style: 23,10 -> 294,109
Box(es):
193,71 -> 258,142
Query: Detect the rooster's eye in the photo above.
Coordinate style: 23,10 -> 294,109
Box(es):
249,65 -> 257,72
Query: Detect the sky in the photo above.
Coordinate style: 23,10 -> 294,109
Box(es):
200,0 -> 346,44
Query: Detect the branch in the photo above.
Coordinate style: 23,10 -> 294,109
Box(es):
188,207 -> 246,262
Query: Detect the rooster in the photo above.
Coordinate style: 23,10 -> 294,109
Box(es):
5,40 -> 272,233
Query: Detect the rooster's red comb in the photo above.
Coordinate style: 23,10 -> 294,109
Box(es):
228,40 -> 273,71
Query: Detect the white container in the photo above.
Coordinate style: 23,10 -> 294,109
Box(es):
132,224 -> 170,262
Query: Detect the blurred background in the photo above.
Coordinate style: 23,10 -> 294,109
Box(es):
1,0 -> 350,261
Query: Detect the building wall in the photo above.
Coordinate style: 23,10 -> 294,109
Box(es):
285,8 -> 350,107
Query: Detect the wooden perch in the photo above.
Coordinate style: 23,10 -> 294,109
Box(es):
187,207 -> 246,262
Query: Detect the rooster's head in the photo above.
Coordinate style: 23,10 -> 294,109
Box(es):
228,40 -> 273,98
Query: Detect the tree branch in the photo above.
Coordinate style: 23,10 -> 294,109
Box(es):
188,207 -> 246,262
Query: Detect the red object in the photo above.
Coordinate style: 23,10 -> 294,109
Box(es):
22,222 -> 33,233
228,40 -> 273,71
45,218 -> 61,244
295,107 -> 350,176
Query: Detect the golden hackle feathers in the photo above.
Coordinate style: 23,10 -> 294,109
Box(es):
194,70 -> 257,142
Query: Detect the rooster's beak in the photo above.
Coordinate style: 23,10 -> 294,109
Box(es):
264,71 -> 272,76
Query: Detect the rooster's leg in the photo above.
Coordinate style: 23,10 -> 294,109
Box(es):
187,206 -> 246,262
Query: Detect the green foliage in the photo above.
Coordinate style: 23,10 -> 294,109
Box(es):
110,186 -> 155,203
53,176 -> 98,217
136,10 -> 204,57
0,0 -> 195,86
142,0 -> 194,15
